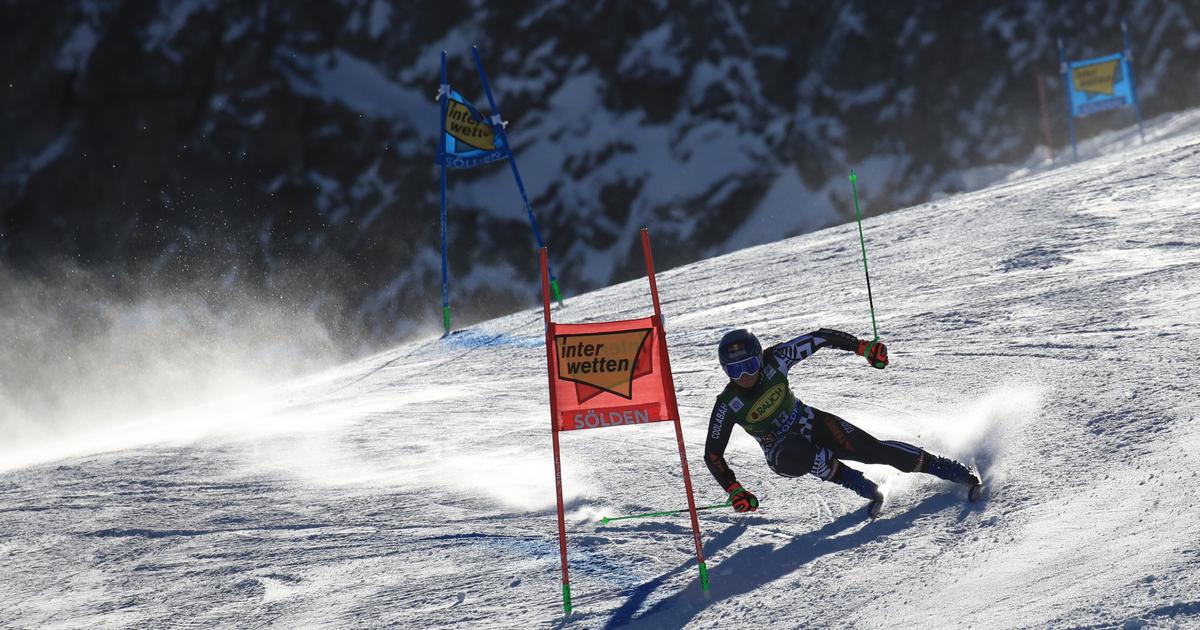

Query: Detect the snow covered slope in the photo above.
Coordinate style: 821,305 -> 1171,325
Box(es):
2,117 -> 1199,628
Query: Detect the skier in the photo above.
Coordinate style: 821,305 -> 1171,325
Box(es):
704,328 -> 982,518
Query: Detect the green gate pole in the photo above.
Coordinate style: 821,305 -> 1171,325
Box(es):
849,170 -> 886,368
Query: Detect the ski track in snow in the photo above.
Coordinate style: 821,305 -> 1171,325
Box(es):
3,116 -> 1200,628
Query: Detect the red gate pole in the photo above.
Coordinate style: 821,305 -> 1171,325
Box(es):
541,247 -> 572,614
639,228 -> 710,592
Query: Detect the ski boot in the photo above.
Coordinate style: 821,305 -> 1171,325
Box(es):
835,465 -> 884,517
867,489 -> 885,519
923,454 -> 984,502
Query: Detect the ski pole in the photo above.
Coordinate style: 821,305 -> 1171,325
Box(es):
600,501 -> 733,524
849,170 -> 886,369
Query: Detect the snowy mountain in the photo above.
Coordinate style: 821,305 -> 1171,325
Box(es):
2,111 -> 1198,627
4,1 -> 1200,347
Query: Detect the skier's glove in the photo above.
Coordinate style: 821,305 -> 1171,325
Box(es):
856,339 -> 888,369
725,482 -> 758,513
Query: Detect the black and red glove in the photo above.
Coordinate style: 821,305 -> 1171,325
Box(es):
856,338 -> 889,369
725,482 -> 759,513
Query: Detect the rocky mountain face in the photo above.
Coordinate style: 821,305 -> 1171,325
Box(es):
3,0 -> 1199,351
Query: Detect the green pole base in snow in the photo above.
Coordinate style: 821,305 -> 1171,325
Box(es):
698,561 -> 710,592
600,501 -> 731,524
562,582 -> 572,615
551,279 -> 564,307
442,306 -> 451,337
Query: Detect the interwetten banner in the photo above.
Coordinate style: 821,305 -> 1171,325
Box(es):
538,230 -> 707,615
1068,53 -> 1135,117
434,48 -> 564,338
1056,19 -> 1145,160
436,89 -> 509,169
548,318 -> 674,432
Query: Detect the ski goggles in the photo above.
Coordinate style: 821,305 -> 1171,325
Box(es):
722,354 -> 762,379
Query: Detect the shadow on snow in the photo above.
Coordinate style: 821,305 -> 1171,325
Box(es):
603,491 -> 977,629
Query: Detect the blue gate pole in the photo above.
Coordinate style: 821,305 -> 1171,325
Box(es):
439,51 -> 452,336
471,46 -> 564,307
1122,18 -> 1146,143
1057,36 -> 1079,162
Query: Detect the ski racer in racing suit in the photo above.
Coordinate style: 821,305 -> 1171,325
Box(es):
704,328 -> 981,516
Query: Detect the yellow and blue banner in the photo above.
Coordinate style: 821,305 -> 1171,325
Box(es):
1057,18 -> 1144,160
434,49 -> 564,337
1067,53 -> 1134,117
436,88 -> 509,169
